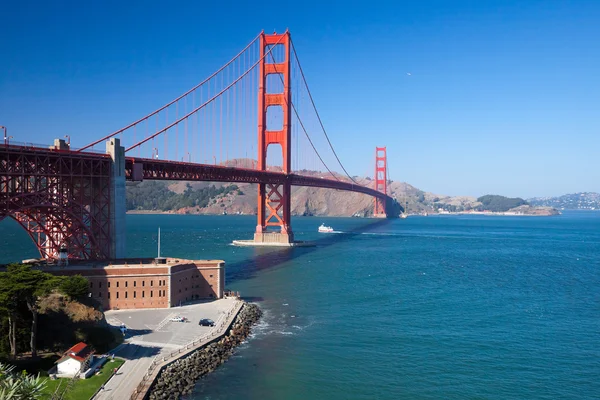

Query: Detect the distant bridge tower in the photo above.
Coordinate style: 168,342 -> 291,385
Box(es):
374,146 -> 387,217
254,31 -> 294,245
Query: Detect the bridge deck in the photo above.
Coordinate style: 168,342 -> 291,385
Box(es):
125,157 -> 389,200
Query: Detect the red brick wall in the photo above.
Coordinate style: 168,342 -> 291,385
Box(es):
46,260 -> 223,310
88,274 -> 170,310
170,262 -> 223,307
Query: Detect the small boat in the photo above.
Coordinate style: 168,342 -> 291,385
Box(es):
318,223 -> 334,233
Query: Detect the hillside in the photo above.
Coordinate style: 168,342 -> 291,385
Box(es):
0,265 -> 120,367
127,179 -> 387,217
529,192 -> 600,210
477,195 -> 528,212
125,164 -> 558,217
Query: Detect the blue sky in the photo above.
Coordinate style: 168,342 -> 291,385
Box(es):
1,0 -> 599,198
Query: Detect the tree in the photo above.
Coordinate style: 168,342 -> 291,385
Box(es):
0,275 -> 20,358
477,195 -> 528,212
59,275 -> 89,301
8,264 -> 54,359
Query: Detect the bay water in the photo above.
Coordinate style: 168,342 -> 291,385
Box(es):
1,212 -> 599,399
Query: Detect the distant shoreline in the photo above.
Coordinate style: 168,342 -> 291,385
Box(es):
126,210 -> 250,216
126,210 -> 559,218
126,210 -> 171,215
415,211 -> 559,217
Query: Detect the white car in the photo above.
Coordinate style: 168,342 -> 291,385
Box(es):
170,316 -> 186,322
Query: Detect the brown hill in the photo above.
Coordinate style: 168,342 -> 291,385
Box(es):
140,177 -> 433,217
127,160 -> 557,216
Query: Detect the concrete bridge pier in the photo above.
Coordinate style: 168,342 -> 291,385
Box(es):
106,138 -> 126,259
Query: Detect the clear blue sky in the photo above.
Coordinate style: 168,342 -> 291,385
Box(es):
1,0 -> 599,198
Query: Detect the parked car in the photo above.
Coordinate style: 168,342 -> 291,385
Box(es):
199,318 -> 215,327
170,316 -> 186,322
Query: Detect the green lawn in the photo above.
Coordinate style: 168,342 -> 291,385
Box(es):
40,358 -> 125,400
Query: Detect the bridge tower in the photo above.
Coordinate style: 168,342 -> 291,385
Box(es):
253,31 -> 294,245
374,146 -> 387,217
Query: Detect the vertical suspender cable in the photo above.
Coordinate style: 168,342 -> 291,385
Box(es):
175,101 -> 179,161
290,41 -> 358,185
165,108 -> 168,160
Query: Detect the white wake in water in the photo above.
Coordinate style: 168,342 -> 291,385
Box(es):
246,304 -> 318,340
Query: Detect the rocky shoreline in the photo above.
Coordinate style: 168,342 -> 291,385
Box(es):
148,302 -> 262,400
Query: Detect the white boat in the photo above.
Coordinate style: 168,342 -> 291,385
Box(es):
318,223 -> 334,233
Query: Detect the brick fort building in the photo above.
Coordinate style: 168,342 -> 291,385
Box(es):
46,257 -> 225,310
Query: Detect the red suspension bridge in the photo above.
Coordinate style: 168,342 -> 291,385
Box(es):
1,31 -> 398,260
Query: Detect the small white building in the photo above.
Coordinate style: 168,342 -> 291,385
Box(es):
55,342 -> 94,378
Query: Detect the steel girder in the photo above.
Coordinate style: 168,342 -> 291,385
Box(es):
0,144 -> 393,261
1,145 -> 112,259
125,158 -> 389,201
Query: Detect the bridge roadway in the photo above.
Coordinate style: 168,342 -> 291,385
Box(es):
127,156 -> 390,200
1,144 -> 390,201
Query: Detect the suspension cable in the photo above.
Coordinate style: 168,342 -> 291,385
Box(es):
386,156 -> 391,196
78,33 -> 262,152
290,40 -> 359,185
126,34 -> 285,152
291,102 -> 340,180
267,52 -> 340,181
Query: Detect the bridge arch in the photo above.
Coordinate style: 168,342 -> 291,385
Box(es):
0,217 -> 38,262
0,193 -> 103,260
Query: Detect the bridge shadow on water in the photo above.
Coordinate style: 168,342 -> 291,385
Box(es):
227,218 -> 394,286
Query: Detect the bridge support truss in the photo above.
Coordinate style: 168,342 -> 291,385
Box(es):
0,138 -> 127,261
1,141 -> 111,259
253,31 -> 294,245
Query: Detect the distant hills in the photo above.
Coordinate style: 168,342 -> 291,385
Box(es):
417,192 -> 557,216
476,195 -> 528,212
528,192 -> 600,210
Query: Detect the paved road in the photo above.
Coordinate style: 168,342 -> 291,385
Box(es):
95,298 -> 238,400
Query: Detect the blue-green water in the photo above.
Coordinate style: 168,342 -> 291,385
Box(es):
1,212 -> 600,399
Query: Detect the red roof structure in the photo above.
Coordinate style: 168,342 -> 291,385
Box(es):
57,342 -> 94,363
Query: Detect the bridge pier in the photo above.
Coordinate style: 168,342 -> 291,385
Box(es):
253,232 -> 294,245
106,138 -> 126,259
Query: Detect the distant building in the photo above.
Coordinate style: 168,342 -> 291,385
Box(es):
56,342 -> 94,377
45,257 -> 225,310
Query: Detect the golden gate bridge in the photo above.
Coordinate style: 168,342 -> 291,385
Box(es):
0,31 -> 397,260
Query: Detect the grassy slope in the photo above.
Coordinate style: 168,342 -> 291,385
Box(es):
40,358 -> 125,400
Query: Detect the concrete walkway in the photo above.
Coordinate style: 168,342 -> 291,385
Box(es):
130,299 -> 245,400
94,298 -> 239,400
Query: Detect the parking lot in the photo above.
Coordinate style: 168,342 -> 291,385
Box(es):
96,298 -> 238,399
106,298 -> 237,349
